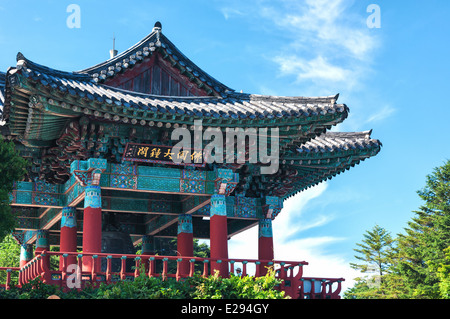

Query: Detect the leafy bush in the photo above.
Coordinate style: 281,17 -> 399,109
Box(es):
0,268 -> 287,299
193,269 -> 285,299
0,278 -> 59,299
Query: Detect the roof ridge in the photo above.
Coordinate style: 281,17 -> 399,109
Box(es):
239,92 -> 340,103
322,130 -> 373,139
16,52 -> 91,81
75,29 -> 160,74
74,22 -> 232,95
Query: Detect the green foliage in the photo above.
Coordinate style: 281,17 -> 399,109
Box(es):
437,247 -> 450,298
395,160 -> 450,298
346,160 -> 450,299
0,278 -> 59,299
192,268 -> 285,299
84,275 -> 197,299
0,234 -> 20,285
0,138 -> 28,241
0,270 -> 286,299
346,225 -> 397,299
350,225 -> 395,276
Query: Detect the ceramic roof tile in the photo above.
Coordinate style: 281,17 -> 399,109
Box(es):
297,131 -> 381,154
13,59 -> 348,125
76,24 -> 231,96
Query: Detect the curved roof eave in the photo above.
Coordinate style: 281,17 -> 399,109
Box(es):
75,22 -> 233,96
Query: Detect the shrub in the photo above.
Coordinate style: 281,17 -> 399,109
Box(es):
0,268 -> 287,299
193,269 -> 286,299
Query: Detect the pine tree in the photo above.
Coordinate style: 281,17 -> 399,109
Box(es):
396,160 -> 450,298
347,225 -> 395,298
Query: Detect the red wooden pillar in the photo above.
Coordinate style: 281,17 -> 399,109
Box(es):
20,244 -> 33,268
258,218 -> 274,276
34,229 -> 50,267
35,229 -> 49,255
59,207 -> 78,270
82,185 -> 102,272
177,214 -> 194,276
210,194 -> 229,277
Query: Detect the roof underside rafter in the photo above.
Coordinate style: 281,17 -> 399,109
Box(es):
0,23 -> 381,200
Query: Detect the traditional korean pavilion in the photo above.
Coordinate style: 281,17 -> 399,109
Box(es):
0,22 -> 381,298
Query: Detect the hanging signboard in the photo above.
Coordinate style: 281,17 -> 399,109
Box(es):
122,143 -> 205,167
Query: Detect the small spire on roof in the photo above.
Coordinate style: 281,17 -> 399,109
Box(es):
110,33 -> 118,59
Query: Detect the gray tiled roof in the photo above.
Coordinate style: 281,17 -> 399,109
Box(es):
297,130 -> 381,154
14,55 -> 348,123
76,24 -> 232,96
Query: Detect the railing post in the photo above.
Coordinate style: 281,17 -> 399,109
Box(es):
229,260 -> 235,275
296,264 -> 304,279
176,258 -> 182,281
106,256 -> 112,283
77,254 -> 83,290
279,262 -> 286,280
255,261 -> 261,277
40,251 -> 51,284
25,264 -> 30,284
29,263 -> 33,283
18,269 -> 22,287
162,258 -> 168,281
202,260 -> 209,277
33,260 -> 38,281
242,261 -> 248,276
120,256 -> 127,280
321,279 -> 327,299
5,269 -> 11,291
189,259 -> 195,277
25,266 -> 29,284
310,279 -> 316,299
24,265 -> 29,284
61,253 -> 68,290
148,257 -> 156,278
299,279 -> 305,299
332,280 -> 343,299
91,255 -> 98,283
134,257 -> 141,278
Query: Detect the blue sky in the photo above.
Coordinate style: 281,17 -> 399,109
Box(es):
1,0 -> 450,293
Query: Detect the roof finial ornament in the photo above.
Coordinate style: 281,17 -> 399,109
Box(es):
153,21 -> 162,47
110,33 -> 118,59
153,21 -> 162,33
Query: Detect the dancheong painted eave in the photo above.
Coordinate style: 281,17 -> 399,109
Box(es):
0,21 -> 381,200
2,53 -> 348,128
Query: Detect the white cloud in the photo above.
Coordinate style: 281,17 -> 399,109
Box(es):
228,183 -> 361,296
257,0 -> 379,91
365,104 -> 396,123
216,0 -> 380,93
273,55 -> 352,83
265,0 -> 377,60
220,7 -> 245,20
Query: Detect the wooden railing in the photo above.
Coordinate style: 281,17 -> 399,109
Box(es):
0,267 -> 20,291
299,277 -> 344,299
0,251 -> 344,299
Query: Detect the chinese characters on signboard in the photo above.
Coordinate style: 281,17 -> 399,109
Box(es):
122,143 -> 205,167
